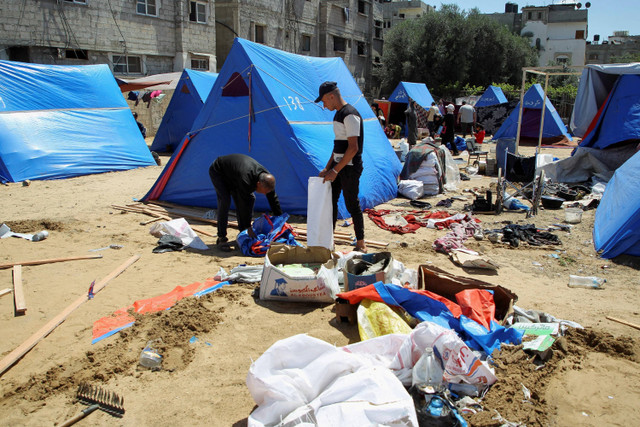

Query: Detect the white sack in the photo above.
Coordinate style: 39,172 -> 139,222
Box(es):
398,179 -> 424,200
306,177 -> 333,249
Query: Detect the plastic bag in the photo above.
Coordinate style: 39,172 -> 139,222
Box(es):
398,139 -> 410,162
441,146 -> 461,192
149,218 -> 208,250
398,179 -> 424,200
307,177 -> 333,249
357,299 -> 413,341
237,213 -> 302,257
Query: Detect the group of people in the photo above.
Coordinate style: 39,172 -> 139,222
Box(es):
209,81 -> 367,254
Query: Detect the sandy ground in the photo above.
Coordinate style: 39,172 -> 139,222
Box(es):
1,141 -> 639,426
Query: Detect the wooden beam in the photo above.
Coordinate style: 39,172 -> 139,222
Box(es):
0,288 -> 12,298
606,316 -> 640,331
0,254 -> 102,270
0,255 -> 140,377
12,265 -> 26,315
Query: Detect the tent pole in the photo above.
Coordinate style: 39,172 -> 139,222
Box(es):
538,74 -> 550,155
514,68 -> 527,155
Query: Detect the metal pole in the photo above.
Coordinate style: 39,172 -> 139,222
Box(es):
538,74 -> 550,155
514,68 -> 527,155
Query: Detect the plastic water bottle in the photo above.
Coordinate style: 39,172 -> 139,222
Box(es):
31,230 -> 49,242
139,340 -> 162,369
568,275 -> 606,289
427,397 -> 444,417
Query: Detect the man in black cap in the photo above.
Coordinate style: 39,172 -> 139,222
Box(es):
209,154 -> 282,251
315,81 -> 367,253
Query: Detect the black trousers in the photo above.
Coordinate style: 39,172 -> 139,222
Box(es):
209,165 -> 255,239
331,164 -> 365,241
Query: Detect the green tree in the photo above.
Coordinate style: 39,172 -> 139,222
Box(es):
611,52 -> 640,63
376,4 -> 537,96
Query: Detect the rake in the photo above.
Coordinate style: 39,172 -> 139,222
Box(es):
59,383 -> 125,426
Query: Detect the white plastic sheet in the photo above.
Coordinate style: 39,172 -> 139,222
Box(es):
306,177 -> 333,249
149,218 -> 209,250
246,334 -> 418,427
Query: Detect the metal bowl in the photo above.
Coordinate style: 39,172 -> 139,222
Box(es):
541,195 -> 565,209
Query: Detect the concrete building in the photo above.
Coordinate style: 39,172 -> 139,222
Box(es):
0,0 -> 217,76
486,2 -> 588,66
586,31 -> 640,64
380,0 -> 433,35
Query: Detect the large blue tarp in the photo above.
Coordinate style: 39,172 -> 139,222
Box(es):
150,69 -> 218,152
579,74 -> 640,150
144,38 -> 401,218
475,85 -> 508,107
594,151 -> 640,258
0,60 -> 155,183
493,84 -> 571,141
388,81 -> 435,109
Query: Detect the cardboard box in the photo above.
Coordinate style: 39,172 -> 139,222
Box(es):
260,245 -> 339,302
344,252 -> 393,291
417,265 -> 517,323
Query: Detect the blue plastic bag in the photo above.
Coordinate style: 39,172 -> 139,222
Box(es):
236,213 -> 302,257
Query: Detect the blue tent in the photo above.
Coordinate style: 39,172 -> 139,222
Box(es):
144,38 -> 401,218
578,74 -> 640,149
475,85 -> 508,107
0,60 -> 155,183
594,151 -> 640,258
493,84 -> 571,143
150,69 -> 218,152
388,82 -> 434,109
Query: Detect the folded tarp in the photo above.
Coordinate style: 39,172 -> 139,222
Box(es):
92,279 -> 230,343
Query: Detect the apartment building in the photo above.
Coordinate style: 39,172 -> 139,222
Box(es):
586,31 -> 640,64
0,0 -> 217,76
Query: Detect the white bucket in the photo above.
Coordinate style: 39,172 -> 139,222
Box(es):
564,207 -> 583,224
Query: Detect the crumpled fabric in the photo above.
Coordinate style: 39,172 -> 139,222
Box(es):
499,224 -> 561,247
436,198 -> 454,208
152,235 -> 184,253
237,213 -> 302,257
433,221 -> 481,254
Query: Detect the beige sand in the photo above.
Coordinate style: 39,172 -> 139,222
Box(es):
1,144 -> 639,426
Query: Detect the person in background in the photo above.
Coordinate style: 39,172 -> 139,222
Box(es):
404,99 -> 418,147
208,154 -> 282,252
457,101 -> 476,138
315,81 -> 367,253
426,101 -> 440,136
443,104 -> 459,155
474,124 -> 486,145
133,112 -> 146,138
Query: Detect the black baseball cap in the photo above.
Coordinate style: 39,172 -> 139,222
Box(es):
315,81 -> 337,103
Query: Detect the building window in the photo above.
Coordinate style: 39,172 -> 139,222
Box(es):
589,54 -> 598,60
399,13 -> 405,19
112,55 -> 142,74
191,57 -> 209,71
527,12 -> 532,19
302,35 -> 311,52
357,41 -> 365,55
374,56 -> 380,63
555,55 -> 569,64
537,12 -> 542,19
358,1 -> 366,14
64,0 -> 87,4
575,30 -> 585,40
66,49 -> 88,60
136,0 -> 157,16
255,25 -> 265,43
333,36 -> 346,52
189,1 -> 207,23
375,27 -> 381,38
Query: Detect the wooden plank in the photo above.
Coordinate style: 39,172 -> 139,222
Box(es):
0,288 -> 12,298
0,255 -> 140,377
606,316 -> 640,331
0,254 -> 102,270
12,265 -> 26,314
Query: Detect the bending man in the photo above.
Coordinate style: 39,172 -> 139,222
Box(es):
315,81 -> 367,253
209,154 -> 282,251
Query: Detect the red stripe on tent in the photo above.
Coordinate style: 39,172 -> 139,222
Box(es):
581,90 -> 613,143
147,134 -> 193,200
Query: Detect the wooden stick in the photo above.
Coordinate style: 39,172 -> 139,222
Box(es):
606,316 -> 640,331
140,217 -> 163,225
12,265 -> 26,315
0,288 -> 12,298
0,255 -> 140,377
0,254 -> 103,270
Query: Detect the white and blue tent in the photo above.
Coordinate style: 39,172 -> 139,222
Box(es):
388,82 -> 435,109
150,69 -> 218,152
475,85 -> 508,107
144,38 -> 401,218
493,84 -> 571,143
0,60 -> 155,183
